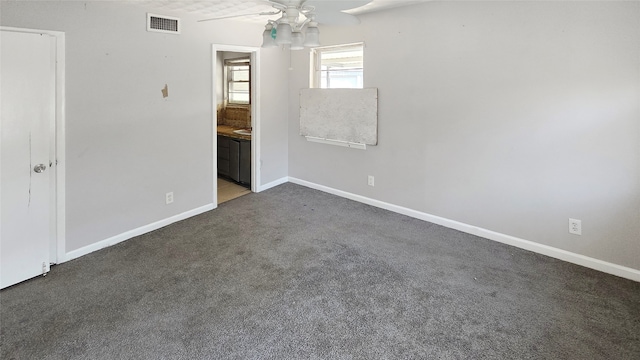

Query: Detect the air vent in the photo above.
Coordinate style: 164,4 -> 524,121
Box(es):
147,13 -> 180,34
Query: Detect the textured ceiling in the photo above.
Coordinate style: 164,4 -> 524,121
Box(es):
137,0 -> 428,23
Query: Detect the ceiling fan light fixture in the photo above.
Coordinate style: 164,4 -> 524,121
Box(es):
199,0 -> 365,49
262,23 -> 277,48
290,31 -> 304,50
275,21 -> 292,45
303,24 -> 320,47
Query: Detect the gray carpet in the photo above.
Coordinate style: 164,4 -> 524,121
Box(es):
1,183 -> 639,359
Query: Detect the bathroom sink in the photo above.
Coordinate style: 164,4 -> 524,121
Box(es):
233,129 -> 251,136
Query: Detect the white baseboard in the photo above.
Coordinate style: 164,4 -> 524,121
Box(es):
288,177 -> 640,282
257,176 -> 289,192
60,203 -> 215,263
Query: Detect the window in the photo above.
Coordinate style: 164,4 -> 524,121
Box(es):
311,43 -> 364,89
225,58 -> 250,105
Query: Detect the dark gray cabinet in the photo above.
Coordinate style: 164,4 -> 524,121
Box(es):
239,140 -> 251,185
217,135 -> 231,177
217,135 -> 250,186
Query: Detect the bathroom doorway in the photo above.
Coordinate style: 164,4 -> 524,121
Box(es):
212,45 -> 260,205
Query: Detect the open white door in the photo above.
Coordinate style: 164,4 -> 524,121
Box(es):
0,30 -> 56,289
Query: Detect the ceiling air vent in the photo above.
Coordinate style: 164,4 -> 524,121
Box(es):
147,13 -> 180,34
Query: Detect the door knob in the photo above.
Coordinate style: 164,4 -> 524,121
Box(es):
33,164 -> 47,173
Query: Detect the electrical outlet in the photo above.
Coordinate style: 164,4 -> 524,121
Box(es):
166,192 -> 174,205
569,218 -> 581,235
368,175 -> 375,187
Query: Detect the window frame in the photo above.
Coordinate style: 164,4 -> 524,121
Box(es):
310,42 -> 364,89
225,57 -> 251,106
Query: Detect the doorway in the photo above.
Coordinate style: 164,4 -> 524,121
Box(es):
0,27 -> 65,289
212,45 -> 260,205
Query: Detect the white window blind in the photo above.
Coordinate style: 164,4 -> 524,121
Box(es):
312,43 -> 363,89
226,58 -> 250,105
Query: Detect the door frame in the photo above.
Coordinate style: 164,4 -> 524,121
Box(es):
211,44 -> 260,207
1,26 -> 66,265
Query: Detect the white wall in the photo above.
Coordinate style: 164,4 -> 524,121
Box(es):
1,1 -> 289,253
288,1 -> 640,271
258,45 -> 290,186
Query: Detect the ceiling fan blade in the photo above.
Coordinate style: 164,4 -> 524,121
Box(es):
313,10 -> 361,25
304,0 -> 372,12
198,10 -> 281,23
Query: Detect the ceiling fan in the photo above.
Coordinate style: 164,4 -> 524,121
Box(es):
198,0 -> 372,49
